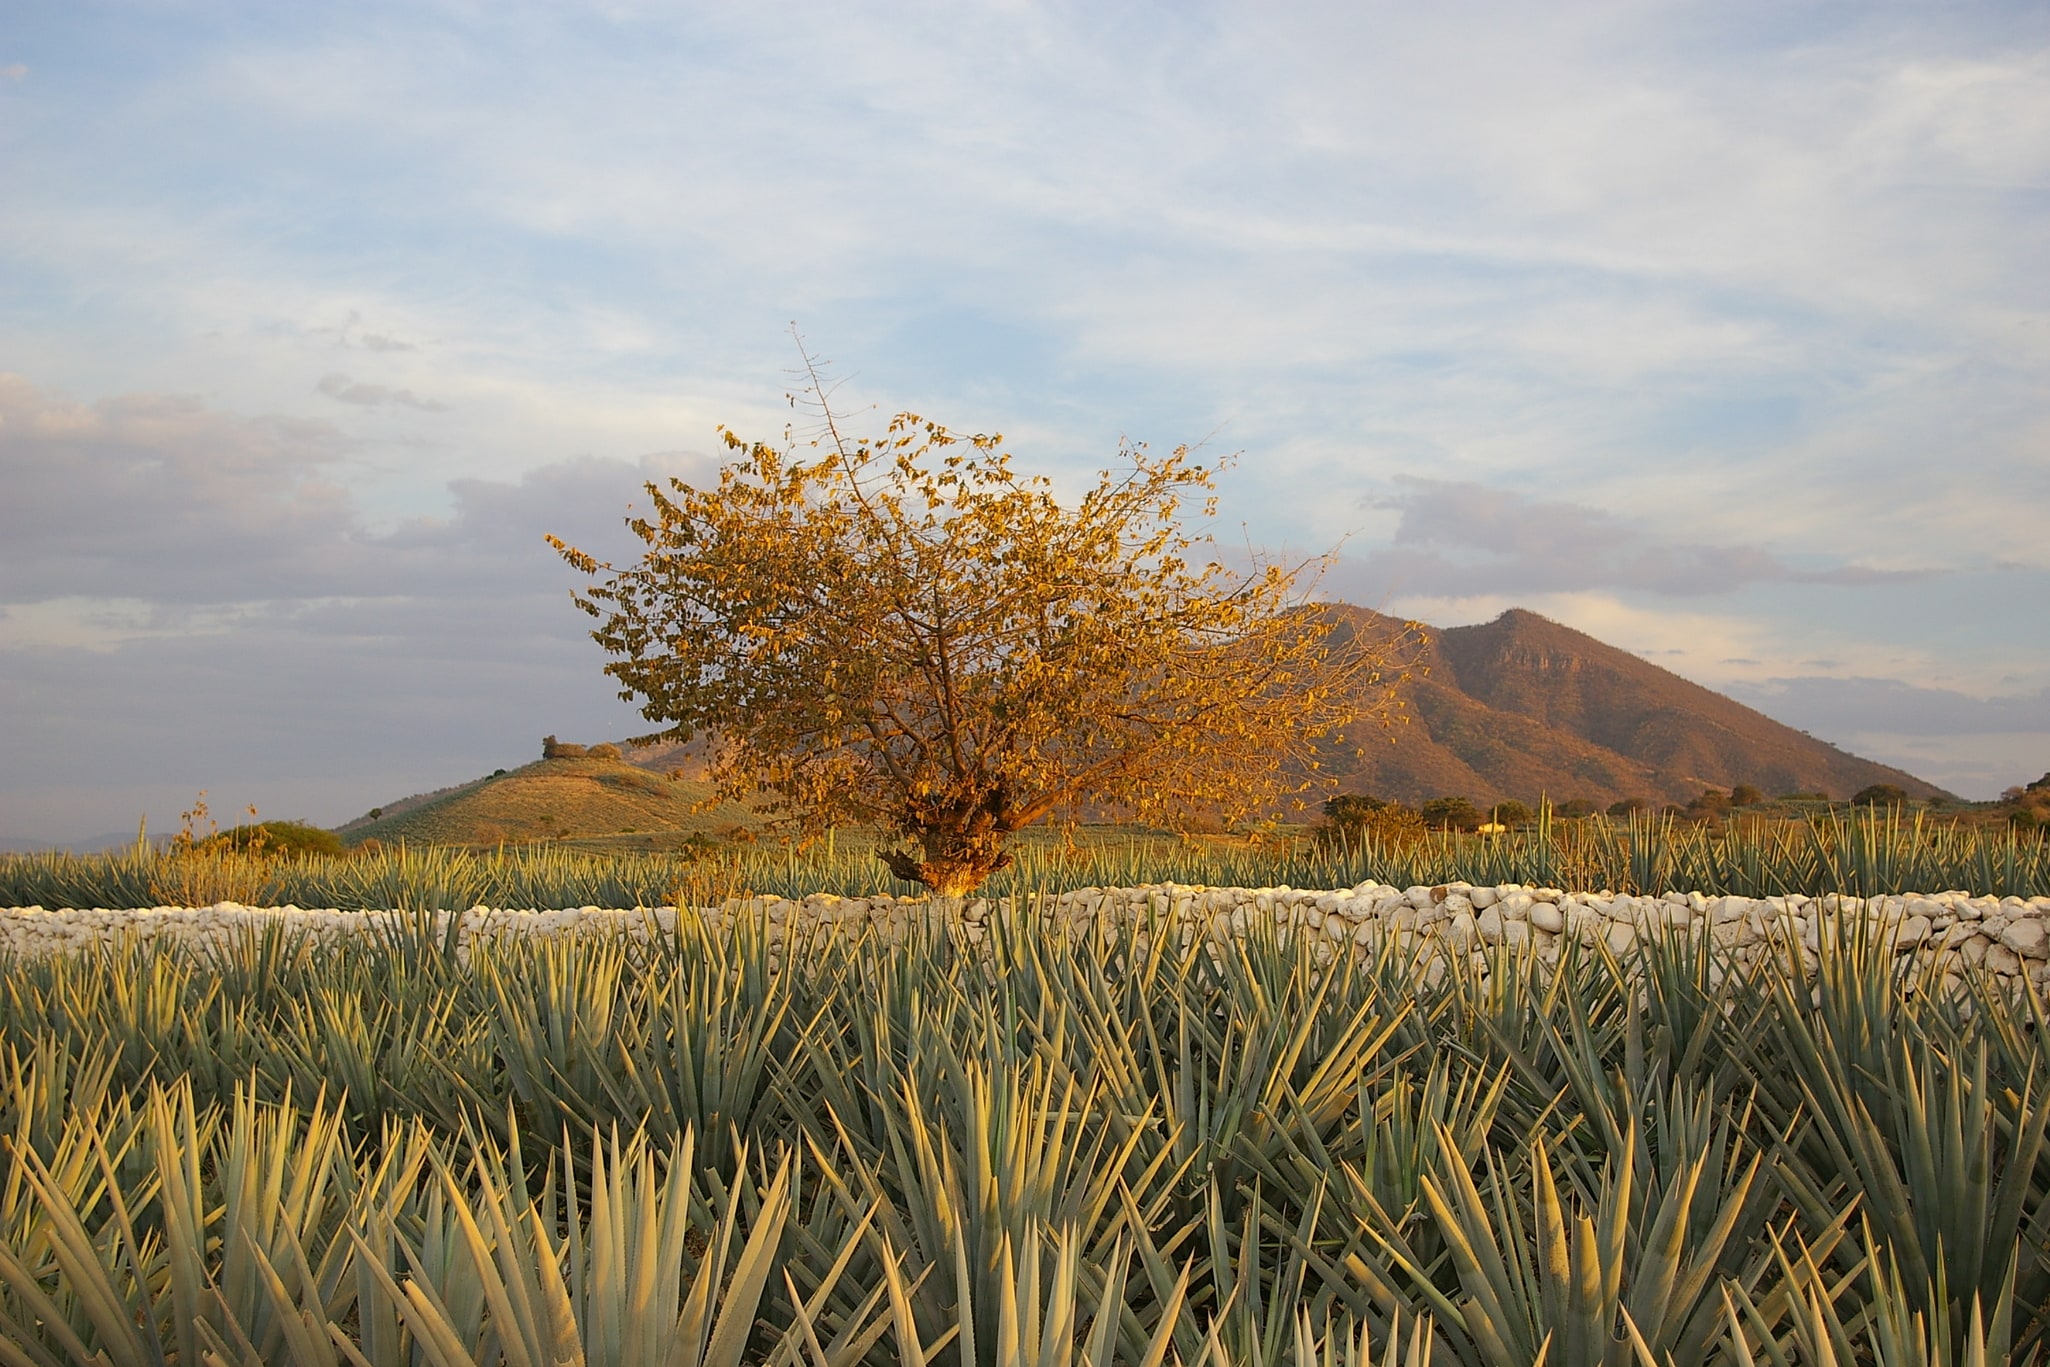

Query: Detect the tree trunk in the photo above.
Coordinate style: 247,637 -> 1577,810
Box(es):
877,848 -> 1012,901
876,793 -> 1016,895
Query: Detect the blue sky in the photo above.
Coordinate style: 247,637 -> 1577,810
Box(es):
2,0 -> 2047,839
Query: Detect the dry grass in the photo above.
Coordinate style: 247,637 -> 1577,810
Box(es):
346,754 -> 766,849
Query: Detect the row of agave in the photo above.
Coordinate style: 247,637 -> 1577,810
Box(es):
3,809 -> 2047,911
0,913 -> 2047,1364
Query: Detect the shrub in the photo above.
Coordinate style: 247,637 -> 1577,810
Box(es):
587,742 -> 623,760
1852,783 -> 1908,809
1728,783 -> 1764,806
1607,796 -> 1651,817
543,735 -> 588,760
1555,798 -> 1599,819
203,821 -> 346,859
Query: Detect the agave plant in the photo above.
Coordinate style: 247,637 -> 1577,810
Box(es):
0,879 -> 2047,1361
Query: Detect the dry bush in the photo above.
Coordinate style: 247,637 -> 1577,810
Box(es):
146,792 -> 282,907
666,850 -> 754,911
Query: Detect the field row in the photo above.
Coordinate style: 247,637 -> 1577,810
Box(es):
3,807 -> 2048,912
0,910 -> 2045,1364
7,880 -> 2050,999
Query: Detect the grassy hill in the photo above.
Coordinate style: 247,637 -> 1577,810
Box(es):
335,755 -> 764,852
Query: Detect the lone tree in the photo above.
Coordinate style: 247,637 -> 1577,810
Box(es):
549,375 -> 1422,895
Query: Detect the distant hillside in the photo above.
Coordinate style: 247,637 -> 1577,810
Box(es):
1320,607 -> 1949,808
337,754 -> 763,850
0,832 -> 147,855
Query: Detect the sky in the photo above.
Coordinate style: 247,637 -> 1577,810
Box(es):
2,0 -> 2048,842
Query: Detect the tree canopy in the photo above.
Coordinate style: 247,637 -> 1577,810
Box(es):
550,382 -> 1422,894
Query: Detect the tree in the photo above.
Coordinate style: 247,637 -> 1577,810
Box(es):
549,371 -> 1423,895
1851,783 -> 1907,809
1317,792 -> 1427,852
1322,792 -> 1391,825
1419,796 -> 1482,831
1688,787 -> 1731,817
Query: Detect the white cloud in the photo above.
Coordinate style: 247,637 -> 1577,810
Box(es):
0,374 -> 709,614
4,3 -> 2050,829
0,379 -> 722,836
1729,675 -> 2050,738
1333,477 -> 1935,602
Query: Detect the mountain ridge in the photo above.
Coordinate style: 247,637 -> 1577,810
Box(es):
1319,606 -> 1947,807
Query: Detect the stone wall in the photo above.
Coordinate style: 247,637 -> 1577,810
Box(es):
5,880 -> 2048,992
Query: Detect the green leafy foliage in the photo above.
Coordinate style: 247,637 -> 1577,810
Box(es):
203,821 -> 347,858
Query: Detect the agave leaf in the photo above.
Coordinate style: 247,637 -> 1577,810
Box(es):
0,1234 -> 104,1367
875,1235 -> 960,1367
6,1126 -> 164,1367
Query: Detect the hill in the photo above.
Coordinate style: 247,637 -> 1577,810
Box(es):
1320,607 -> 1949,808
335,754 -> 763,851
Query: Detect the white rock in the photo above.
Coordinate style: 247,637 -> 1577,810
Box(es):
1999,918 -> 2048,960
1984,944 -> 2024,976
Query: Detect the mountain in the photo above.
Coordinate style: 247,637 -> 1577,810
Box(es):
1320,607 -> 1949,808
334,753 -> 763,850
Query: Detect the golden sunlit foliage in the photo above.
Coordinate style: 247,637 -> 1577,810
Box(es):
550,363 -> 1423,893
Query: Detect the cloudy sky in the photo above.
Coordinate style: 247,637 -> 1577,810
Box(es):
3,0 -> 2047,840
